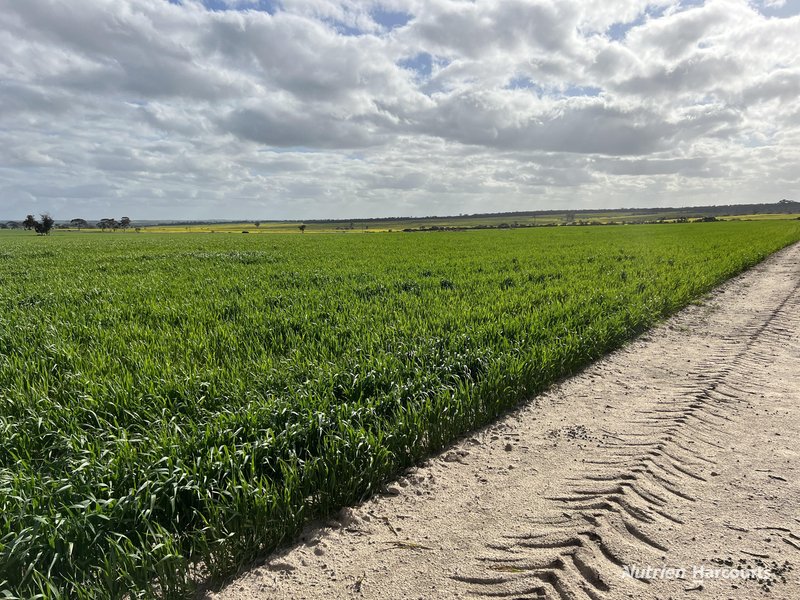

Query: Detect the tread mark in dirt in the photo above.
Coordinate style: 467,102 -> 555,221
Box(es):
453,275 -> 800,599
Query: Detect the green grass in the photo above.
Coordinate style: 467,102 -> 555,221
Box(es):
139,214 -> 565,233
130,211 -> 800,233
28,208 -> 799,235
1,221 -> 799,598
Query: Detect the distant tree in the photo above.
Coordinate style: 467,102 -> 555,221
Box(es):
120,216 -> 131,230
70,218 -> 88,230
23,215 -> 37,230
298,224 -> 306,233
99,218 -> 118,232
0,223 -> 6,229
21,214 -> 53,235
254,221 -> 261,228
33,214 -> 54,235
6,221 -> 21,229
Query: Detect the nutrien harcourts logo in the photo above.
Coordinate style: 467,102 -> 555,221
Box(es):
622,564 -> 773,581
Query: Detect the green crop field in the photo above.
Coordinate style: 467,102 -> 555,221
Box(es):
2,221 -> 800,598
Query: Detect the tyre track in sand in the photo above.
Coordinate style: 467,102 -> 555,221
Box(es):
209,242 -> 800,600
456,253 -> 800,600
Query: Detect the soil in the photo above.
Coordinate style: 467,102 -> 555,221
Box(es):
208,242 -> 800,600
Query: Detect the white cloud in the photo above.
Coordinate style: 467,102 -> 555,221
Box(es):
0,0 -> 798,219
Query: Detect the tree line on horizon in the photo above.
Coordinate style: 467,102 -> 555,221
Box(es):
3,215 -> 134,234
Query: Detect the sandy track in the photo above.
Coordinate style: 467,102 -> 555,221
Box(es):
209,243 -> 800,600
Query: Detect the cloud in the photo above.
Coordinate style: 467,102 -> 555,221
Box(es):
0,0 -> 798,219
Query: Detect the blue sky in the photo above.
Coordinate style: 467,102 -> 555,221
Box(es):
1,0 -> 799,220
756,0 -> 800,17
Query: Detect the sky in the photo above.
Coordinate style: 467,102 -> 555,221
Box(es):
1,0 -> 799,221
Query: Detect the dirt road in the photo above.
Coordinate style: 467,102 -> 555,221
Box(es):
210,242 -> 800,600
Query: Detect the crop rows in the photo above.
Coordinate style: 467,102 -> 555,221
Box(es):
1,222 -> 799,598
